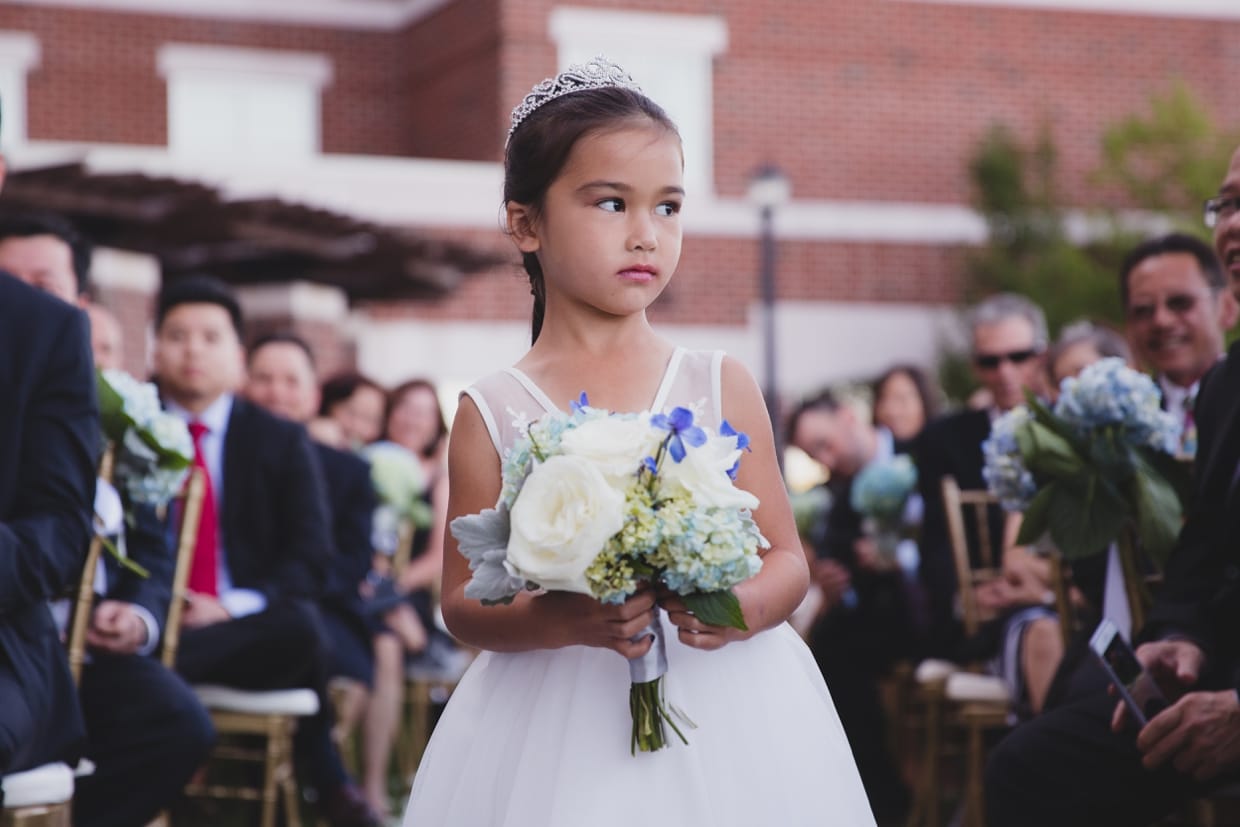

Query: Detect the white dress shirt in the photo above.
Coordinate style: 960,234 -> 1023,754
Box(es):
166,393 -> 267,618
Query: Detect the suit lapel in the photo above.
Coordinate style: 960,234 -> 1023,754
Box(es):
222,398 -> 247,546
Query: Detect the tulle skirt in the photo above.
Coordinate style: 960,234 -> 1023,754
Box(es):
402,612 -> 876,826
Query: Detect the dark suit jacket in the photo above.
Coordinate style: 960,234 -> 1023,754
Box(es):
316,442 -> 375,623
1144,343 -> 1240,692
0,273 -> 97,772
219,397 -> 331,602
106,497 -> 175,635
914,408 -> 1005,658
811,443 -> 919,668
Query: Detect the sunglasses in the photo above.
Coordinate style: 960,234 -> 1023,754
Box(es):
973,349 -> 1040,370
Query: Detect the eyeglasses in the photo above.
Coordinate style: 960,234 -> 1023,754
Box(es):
973,349 -> 1040,370
1203,194 -> 1240,229
1126,291 -> 1209,323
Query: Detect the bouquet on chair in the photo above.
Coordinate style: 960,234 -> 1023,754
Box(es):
451,394 -> 766,754
361,440 -> 434,555
96,368 -> 194,574
850,454 -> 919,566
981,358 -> 1188,565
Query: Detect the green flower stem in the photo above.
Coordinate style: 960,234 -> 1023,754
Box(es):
629,677 -> 690,754
1116,525 -> 1149,633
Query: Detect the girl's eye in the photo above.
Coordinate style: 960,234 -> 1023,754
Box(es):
597,198 -> 624,213
655,202 -> 681,217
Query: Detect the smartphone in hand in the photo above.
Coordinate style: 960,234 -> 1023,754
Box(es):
1089,619 -> 1168,728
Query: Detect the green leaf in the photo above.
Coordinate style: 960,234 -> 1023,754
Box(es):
1017,421 -> 1086,479
1130,453 -> 1185,566
1015,482 -> 1056,546
96,370 -> 129,441
1045,472 -> 1128,560
682,589 -> 748,631
98,534 -> 149,578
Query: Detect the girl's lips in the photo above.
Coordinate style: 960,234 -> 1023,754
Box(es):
617,266 -> 657,282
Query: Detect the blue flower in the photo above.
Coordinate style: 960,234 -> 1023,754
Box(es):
719,419 -> 750,479
570,391 -> 589,414
651,406 -> 707,463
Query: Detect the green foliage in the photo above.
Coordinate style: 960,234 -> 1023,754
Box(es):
964,123 -> 1128,337
1096,80 -> 1237,220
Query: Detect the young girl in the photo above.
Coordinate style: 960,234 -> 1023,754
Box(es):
403,58 -> 875,826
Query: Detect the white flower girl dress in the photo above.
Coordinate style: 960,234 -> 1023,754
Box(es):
402,348 -> 876,826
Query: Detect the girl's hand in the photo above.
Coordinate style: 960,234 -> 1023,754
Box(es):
539,586 -> 657,659
657,586 -> 750,651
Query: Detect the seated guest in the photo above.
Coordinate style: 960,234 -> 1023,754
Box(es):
152,276 -> 380,827
0,271 -> 96,778
1045,319 -> 1132,395
0,213 -> 215,826
320,372 -> 388,450
916,293 -> 1063,713
788,392 -> 918,824
244,333 -> 392,817
986,147 -> 1240,826
84,301 -> 124,371
871,364 -> 941,452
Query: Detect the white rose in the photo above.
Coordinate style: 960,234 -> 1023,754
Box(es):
661,432 -> 760,511
559,414 -> 661,486
507,454 -> 627,594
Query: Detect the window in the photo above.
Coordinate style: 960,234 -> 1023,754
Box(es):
549,7 -> 727,196
0,32 -> 40,147
157,44 -> 332,159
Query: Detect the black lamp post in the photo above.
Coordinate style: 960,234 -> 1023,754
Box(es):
747,164 -> 791,460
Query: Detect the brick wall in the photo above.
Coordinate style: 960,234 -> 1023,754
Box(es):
0,4 -> 412,155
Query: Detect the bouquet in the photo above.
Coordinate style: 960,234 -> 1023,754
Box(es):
361,441 -> 434,555
850,455 -> 918,563
97,369 -> 194,574
451,395 -> 767,753
981,358 -> 1188,565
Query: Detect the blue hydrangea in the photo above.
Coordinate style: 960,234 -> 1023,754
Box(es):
982,406 -> 1038,511
851,455 -> 918,524
1054,357 -> 1180,454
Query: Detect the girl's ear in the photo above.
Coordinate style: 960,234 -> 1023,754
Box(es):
506,202 -> 541,254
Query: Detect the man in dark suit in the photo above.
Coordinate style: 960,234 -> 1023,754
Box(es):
244,332 -> 395,816
915,293 -> 1057,668
985,146 -> 1240,826
0,271 -> 96,778
153,276 -> 380,827
788,391 -> 919,825
0,212 -> 215,826
1120,232 -> 1235,458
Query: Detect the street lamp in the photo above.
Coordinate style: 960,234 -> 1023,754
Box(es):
747,164 -> 791,459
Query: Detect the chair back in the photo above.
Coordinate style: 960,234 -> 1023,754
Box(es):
161,467 -> 207,668
940,476 -> 1002,638
389,516 -> 416,578
66,442 -> 115,686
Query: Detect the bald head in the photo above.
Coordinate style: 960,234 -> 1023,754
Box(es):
85,302 -> 124,370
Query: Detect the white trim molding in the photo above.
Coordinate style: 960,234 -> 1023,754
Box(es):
239,281 -> 349,322
90,247 -> 161,294
157,44 -> 333,88
549,7 -> 728,54
4,0 -> 454,30
892,0 -> 1240,20
0,32 -> 40,71
5,141 -> 1167,246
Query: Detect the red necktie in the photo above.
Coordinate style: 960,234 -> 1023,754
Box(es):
187,421 -> 219,596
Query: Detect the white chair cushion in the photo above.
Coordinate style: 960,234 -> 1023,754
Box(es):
73,758 -> 96,778
914,658 -> 959,684
945,672 -> 1012,704
1,762 -> 74,808
193,685 -> 320,716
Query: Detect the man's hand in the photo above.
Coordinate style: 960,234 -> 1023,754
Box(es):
1111,639 -> 1205,732
812,559 -> 853,610
181,592 -> 232,629
1135,690 -> 1240,782
86,600 -> 148,655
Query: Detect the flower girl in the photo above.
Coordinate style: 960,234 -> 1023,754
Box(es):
402,58 -> 875,826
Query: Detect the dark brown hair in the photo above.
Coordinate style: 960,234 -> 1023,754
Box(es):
504,84 -> 680,343
319,371 -> 386,417
385,378 -> 448,459
871,364 -> 942,428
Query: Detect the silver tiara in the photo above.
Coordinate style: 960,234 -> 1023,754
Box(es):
507,56 -> 642,143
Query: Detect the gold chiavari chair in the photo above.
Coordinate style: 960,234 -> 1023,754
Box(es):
164,468 -> 319,827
